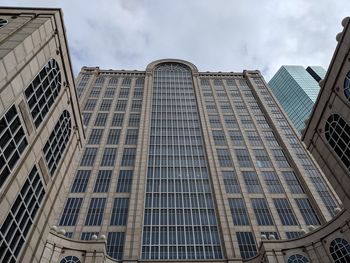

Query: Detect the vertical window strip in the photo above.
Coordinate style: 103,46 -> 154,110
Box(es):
0,165 -> 45,263
110,198 -> 129,225
273,198 -> 299,225
101,148 -> 117,167
107,232 -> 125,260
228,198 -> 250,225
24,59 -> 62,128
0,105 -> 28,188
116,170 -> 133,192
59,198 -> 83,226
43,110 -> 71,176
251,198 -> 274,225
295,198 -> 321,225
71,170 -> 91,192
85,198 -> 106,226
236,232 -> 257,260
94,170 -> 112,192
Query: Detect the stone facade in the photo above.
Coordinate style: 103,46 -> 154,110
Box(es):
0,7 -> 84,263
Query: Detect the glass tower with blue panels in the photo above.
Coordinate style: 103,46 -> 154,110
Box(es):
268,65 -> 326,132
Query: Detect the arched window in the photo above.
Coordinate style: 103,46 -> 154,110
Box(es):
60,256 -> 81,263
344,71 -> 350,101
325,114 -> 350,171
329,238 -> 350,262
0,18 -> 8,28
43,110 -> 71,176
287,254 -> 310,263
25,58 -> 62,128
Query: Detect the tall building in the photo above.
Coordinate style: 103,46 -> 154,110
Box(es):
48,60 -> 340,263
0,7 -> 84,263
0,6 -> 347,263
268,65 -> 326,132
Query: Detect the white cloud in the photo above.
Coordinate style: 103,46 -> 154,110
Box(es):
2,0 -> 349,79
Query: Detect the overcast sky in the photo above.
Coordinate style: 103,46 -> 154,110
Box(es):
3,0 -> 349,80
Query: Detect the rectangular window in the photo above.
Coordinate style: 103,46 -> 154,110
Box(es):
125,129 -> 138,145
128,114 -> 140,127
224,115 -> 238,128
0,105 -> 28,188
282,171 -> 304,193
228,198 -> 250,225
110,198 -> 129,225
121,148 -> 136,166
209,115 -> 221,128
88,129 -> 103,144
295,198 -> 321,225
116,170 -> 133,192
222,171 -> 240,193
71,170 -> 91,192
228,130 -> 244,146
101,148 -> 117,166
254,149 -> 272,168
107,129 -> 121,145
262,171 -> 284,193
242,171 -> 262,193
246,131 -> 262,146
256,115 -> 270,129
115,100 -> 127,111
0,165 -> 45,263
131,100 -> 142,112
119,88 -> 129,98
85,198 -> 106,226
240,115 -> 254,129
217,149 -> 233,167
251,198 -> 274,225
94,113 -> 108,126
100,99 -> 112,111
81,232 -> 99,241
90,87 -> 102,97
94,170 -> 112,192
263,131 -> 279,147
133,88 -> 143,99
80,148 -> 97,166
107,232 -> 125,260
111,113 -> 124,127
59,198 -> 83,226
235,149 -> 253,167
272,149 -> 290,168
104,87 -> 116,98
236,232 -> 257,259
273,198 -> 298,225
82,112 -> 91,126
286,231 -> 303,239
84,99 -> 97,111
212,130 -> 226,146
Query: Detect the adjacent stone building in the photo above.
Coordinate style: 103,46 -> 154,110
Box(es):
0,6 -> 349,263
0,7 -> 84,263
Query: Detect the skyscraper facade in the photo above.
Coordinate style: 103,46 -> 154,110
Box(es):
51,60 -> 339,262
0,7 -> 346,263
268,65 -> 326,132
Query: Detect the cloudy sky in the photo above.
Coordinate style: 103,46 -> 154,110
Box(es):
3,0 -> 349,80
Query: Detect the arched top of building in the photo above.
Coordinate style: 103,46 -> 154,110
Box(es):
146,59 -> 198,73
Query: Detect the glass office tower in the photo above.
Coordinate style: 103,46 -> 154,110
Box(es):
54,59 -> 339,261
268,65 -> 326,132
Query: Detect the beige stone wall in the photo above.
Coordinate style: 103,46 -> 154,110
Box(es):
0,8 -> 84,263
